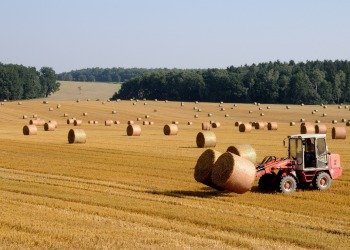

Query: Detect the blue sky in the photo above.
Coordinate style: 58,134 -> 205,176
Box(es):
1,0 -> 349,73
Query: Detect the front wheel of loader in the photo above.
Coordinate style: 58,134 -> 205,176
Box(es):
258,173 -> 277,191
279,175 -> 297,194
313,172 -> 332,191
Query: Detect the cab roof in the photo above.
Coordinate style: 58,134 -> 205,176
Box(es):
288,134 -> 326,139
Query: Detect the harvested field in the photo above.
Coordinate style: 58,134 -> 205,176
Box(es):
0,95 -> 349,249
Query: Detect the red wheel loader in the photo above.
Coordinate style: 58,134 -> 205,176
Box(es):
256,134 -> 342,194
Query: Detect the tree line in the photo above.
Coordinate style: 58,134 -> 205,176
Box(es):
0,63 -> 60,100
113,60 -> 350,105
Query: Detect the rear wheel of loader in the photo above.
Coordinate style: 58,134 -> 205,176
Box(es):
279,175 -> 297,194
258,173 -> 277,191
313,172 -> 332,191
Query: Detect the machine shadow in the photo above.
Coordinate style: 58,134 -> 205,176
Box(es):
148,188 -> 230,198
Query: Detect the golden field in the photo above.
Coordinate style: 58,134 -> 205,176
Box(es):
0,84 -> 349,249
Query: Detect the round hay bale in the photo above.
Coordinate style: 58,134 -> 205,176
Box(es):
172,121 -> 179,125
187,121 -> 192,125
105,120 -> 113,126
267,122 -> 278,130
220,108 -> 225,111
208,113 -> 212,117
224,114 -> 229,117
233,104 -> 237,107
102,101 -> 106,104
144,102 -> 147,105
68,129 -> 86,144
193,106 -> 197,110
323,105 -> 327,109
114,121 -> 120,125
76,99 -> 80,103
44,122 -> 55,131
133,102 -> 136,105
127,124 -> 141,136
83,112 -> 88,116
194,114 -> 199,118
260,113 -> 264,116
315,120 -> 321,123
30,119 -> 45,126
300,122 -> 312,127
163,124 -> 178,135
94,121 -> 99,124
211,152 -> 256,194
22,115 -> 28,119
74,120 -> 82,126
286,106 -> 290,109
137,117 -> 142,121
196,131 -> 216,148
165,100 -> 168,103
88,120 -> 94,124
23,125 -> 37,135
332,120 -> 338,124
342,118 -> 347,123
143,121 -> 149,125
49,107 -> 54,111
63,113 -> 69,117
259,107 -> 263,110
43,100 -> 49,104
346,121 -> 350,126
112,110 -> 117,114
234,121 -> 242,127
290,121 -> 296,126
212,122 -> 221,128
32,114 -> 38,118
56,104 -> 61,109
301,124 -> 315,134
195,101 -> 198,104
128,120 -> 134,125
49,120 -> 58,128
149,121 -> 154,125
197,109 -> 202,112
202,122 -> 210,131
332,127 -> 346,139
239,123 -> 252,133
226,144 -> 257,164
18,102 -> 22,105
300,118 -> 305,122
181,102 -> 184,106
323,113 -> 327,117
248,110 -> 253,113
145,115 -> 150,119
338,106 -> 342,109
315,124 -> 327,134
255,122 -> 265,129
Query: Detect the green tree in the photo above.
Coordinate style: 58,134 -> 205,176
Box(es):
40,67 -> 60,97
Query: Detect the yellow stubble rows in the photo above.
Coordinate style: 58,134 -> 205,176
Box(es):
0,99 -> 349,249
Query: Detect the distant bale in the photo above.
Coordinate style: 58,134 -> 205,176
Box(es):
211,152 -> 256,194
194,114 -> 199,118
105,120 -> 113,126
88,120 -> 94,124
300,122 -> 312,127
23,125 -> 37,135
224,114 -> 229,117
220,108 -> 225,111
137,117 -> 142,121
143,121 -> 149,125
208,113 -> 212,117
315,120 -> 321,123
202,122 -> 211,131
248,110 -> 253,114
112,110 -> 117,114
44,122 -> 55,131
163,124 -> 178,135
342,118 -> 347,123
255,122 -> 265,129
49,107 -> 54,111
290,122 -> 296,126
300,118 -> 305,122
30,119 -> 45,126
286,106 -> 291,109
94,121 -> 99,124
43,100 -> 49,104
211,122 -> 221,128
83,112 -> 88,116
260,113 -> 264,116
315,124 -> 327,134
234,121 -> 242,127
346,121 -> 350,126
267,122 -> 278,130
128,120 -> 134,125
196,131 -> 216,148
114,121 -> 120,125
22,115 -> 28,119
226,144 -> 257,164
32,114 -> 38,118
332,127 -> 346,139
239,123 -> 252,133
127,124 -> 141,136
145,115 -> 150,119
68,129 -> 86,144
149,121 -> 155,125
18,102 -> 22,105
172,121 -> 179,125
332,120 -> 338,124
74,120 -> 82,126
187,121 -> 193,125
49,120 -> 58,128
323,113 -> 327,117
63,113 -> 69,117
301,124 -> 315,134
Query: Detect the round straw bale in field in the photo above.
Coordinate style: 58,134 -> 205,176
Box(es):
267,106 -> 271,109
105,120 -> 113,126
239,123 -> 252,133
187,121 -> 193,125
112,110 -> 117,114
235,121 -> 242,127
286,106 -> 290,109
259,107 -> 263,110
226,144 -> 257,164
323,113 -> 327,117
145,115 -> 150,119
102,101 -> 106,104
211,152 -> 256,194
332,127 -> 346,139
300,122 -> 312,127
94,121 -> 99,124
23,125 -> 37,135
22,115 -> 28,119
290,121 -> 296,126
154,99 -> 157,102
88,120 -> 94,124
301,124 -> 315,134
202,122 -> 211,131
255,122 -> 265,129
87,99 -> 90,101
30,119 -> 45,126
165,100 -> 168,103
18,102 -> 22,105
172,121 -> 179,125
128,120 -> 134,125
76,99 -> 80,103
181,102 -> 184,106
49,107 -> 53,111
218,104 -> 222,107
127,124 -> 141,136
338,105 -> 342,109
83,112 -> 88,116
208,113 -> 212,117
137,117 -> 142,121
133,102 -> 136,105
323,105 -> 327,109
49,120 -> 58,128
301,103 -> 304,106
194,114 -> 199,118
43,100 -> 49,104
74,120 -> 82,126
193,106 -> 197,110
342,118 -> 347,123
143,121 -> 150,125
195,101 -> 199,104
220,101 -> 223,104
149,121 -> 154,125
68,129 -> 86,144
311,111 -> 316,115
144,102 -> 147,105
254,102 -> 257,105
114,121 -> 120,125
163,124 -> 178,135
332,120 -> 338,124
57,104 -> 61,109
63,113 -> 68,117
32,114 -> 38,118
315,124 -> 327,134
44,122 -> 55,131
212,122 -> 221,128
220,108 -> 225,111
1,102 -> 4,105
197,109 -> 202,112
249,110 -> 253,113
315,120 -> 321,123
225,114 -> 229,117
346,121 -> 350,126
267,122 -> 278,130
196,131 -> 216,148
67,118 -> 74,124
233,104 -> 237,107
300,118 -> 305,122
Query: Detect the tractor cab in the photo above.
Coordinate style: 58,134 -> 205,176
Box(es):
287,134 -> 328,171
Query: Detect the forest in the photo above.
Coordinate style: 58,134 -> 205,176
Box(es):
113,60 -> 350,105
0,63 -> 60,100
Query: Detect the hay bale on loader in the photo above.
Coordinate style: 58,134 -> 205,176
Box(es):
226,144 -> 257,164
211,152 -> 256,194
194,149 -> 224,190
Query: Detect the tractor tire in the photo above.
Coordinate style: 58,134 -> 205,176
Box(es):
279,175 -> 297,194
313,172 -> 332,191
258,173 -> 277,191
